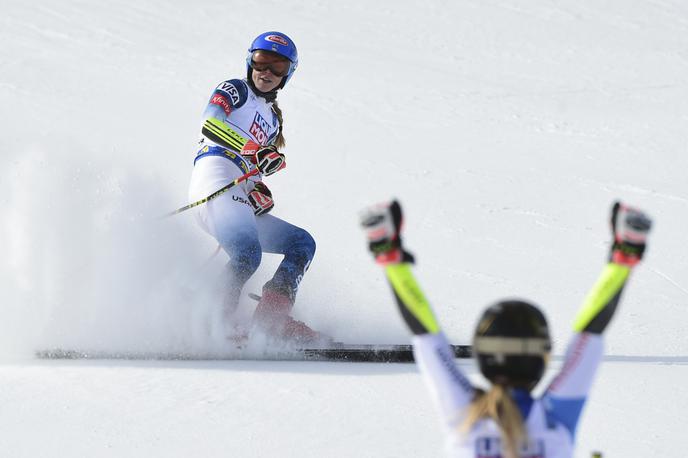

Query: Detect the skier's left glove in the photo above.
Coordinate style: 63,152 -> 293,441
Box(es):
248,181 -> 274,216
610,201 -> 652,267
359,200 -> 414,265
255,145 -> 286,177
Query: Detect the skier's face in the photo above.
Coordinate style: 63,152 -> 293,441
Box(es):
250,51 -> 288,92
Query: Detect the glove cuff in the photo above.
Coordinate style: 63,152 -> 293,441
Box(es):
611,249 -> 643,267
374,248 -> 415,266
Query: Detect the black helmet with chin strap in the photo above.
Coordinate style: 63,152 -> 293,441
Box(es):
473,300 -> 552,389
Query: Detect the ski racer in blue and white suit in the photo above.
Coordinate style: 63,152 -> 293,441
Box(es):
188,31 -> 325,345
359,200 -> 652,457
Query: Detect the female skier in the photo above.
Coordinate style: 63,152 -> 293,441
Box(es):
360,200 -> 652,457
188,31 -> 323,345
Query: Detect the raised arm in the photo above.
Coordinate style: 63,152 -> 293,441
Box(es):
544,202 -> 652,437
360,201 -> 474,424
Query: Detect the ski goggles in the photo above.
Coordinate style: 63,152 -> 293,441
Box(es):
249,50 -> 291,77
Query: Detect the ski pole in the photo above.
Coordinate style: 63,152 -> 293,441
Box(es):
161,168 -> 259,218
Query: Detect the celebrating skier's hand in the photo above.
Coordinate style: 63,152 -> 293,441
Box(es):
255,145 -> 286,176
359,200 -> 413,265
610,201 -> 652,267
248,181 -> 274,215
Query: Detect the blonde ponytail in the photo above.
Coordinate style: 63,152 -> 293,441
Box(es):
272,101 -> 285,148
459,385 -> 526,458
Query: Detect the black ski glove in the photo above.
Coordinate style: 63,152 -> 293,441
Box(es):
610,201 -> 652,267
359,200 -> 414,265
255,145 -> 286,176
248,181 -> 274,216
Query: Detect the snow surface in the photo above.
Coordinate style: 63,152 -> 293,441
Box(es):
1,0 -> 687,456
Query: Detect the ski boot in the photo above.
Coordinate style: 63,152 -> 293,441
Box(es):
252,281 -> 330,347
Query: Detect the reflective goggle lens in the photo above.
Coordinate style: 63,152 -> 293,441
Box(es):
250,51 -> 290,77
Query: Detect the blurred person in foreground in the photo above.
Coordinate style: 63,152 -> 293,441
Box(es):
360,200 -> 651,457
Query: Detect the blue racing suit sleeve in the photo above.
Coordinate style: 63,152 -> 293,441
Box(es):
542,262 -> 632,438
542,333 -> 602,437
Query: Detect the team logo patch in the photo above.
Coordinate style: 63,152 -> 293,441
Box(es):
265,34 -> 288,46
233,195 -> 251,206
216,82 -> 240,104
249,112 -> 271,145
210,94 -> 232,115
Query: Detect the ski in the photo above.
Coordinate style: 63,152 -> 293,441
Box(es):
35,343 -> 471,363
301,343 -> 471,362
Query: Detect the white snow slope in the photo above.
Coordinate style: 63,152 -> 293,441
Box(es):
1,0 -> 687,456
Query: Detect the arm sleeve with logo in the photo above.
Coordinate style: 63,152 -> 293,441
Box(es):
384,263 -> 475,427
542,263 -> 631,438
413,333 -> 476,429
201,79 -> 250,153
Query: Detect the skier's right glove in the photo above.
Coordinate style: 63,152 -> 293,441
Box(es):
610,201 -> 652,267
359,200 -> 414,265
255,145 -> 286,177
